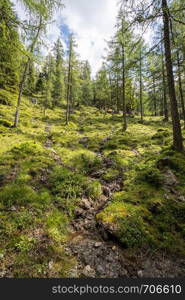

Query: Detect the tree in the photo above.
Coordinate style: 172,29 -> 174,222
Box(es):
0,0 -> 22,90
52,38 -> 65,107
66,34 -> 73,125
81,61 -> 93,105
13,0 -> 63,127
162,0 -> 183,151
95,64 -> 110,112
121,0 -> 184,152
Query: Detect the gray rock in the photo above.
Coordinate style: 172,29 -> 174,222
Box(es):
163,169 -> 178,186
82,265 -> 95,277
79,198 -> 92,210
137,270 -> 144,278
96,265 -> 105,275
178,195 -> 185,202
94,242 -> 103,248
79,137 -> 89,144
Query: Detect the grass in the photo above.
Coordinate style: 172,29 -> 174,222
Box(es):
0,89 -> 185,277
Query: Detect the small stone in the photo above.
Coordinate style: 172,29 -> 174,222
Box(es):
96,265 -> 105,275
163,169 -> 178,186
80,198 -> 91,210
94,242 -> 103,248
48,261 -> 53,270
178,195 -> 185,202
10,206 -> 16,211
137,270 -> 144,278
112,246 -> 117,251
82,265 -> 95,277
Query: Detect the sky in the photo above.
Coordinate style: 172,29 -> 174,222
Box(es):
12,0 -> 118,77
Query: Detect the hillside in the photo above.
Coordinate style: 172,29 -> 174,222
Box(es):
0,91 -> 185,278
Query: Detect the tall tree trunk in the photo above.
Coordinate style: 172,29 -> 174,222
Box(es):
66,37 -> 72,125
139,50 -> 143,123
162,0 -> 183,152
153,75 -> 157,116
14,63 -> 29,127
116,74 -> 119,113
13,16 -> 42,128
121,43 -> 127,131
161,39 -> 169,122
177,50 -> 185,128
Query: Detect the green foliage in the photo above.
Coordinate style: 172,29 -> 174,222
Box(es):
0,184 -> 51,207
0,89 -> 16,105
86,180 -> 102,199
103,168 -> 120,182
136,167 -> 164,187
49,166 -> 87,200
0,119 -> 12,127
11,142 -> 45,159
0,0 -> 21,90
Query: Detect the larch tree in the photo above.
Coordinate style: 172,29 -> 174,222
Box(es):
13,0 -> 63,128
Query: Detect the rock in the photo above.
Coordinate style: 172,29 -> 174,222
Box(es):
102,186 -> 111,197
94,242 -> 103,248
79,137 -> 89,144
79,198 -> 92,210
90,169 -> 105,178
164,194 -> 170,200
68,266 -> 78,278
96,265 -> 105,275
82,265 -> 95,277
163,169 -> 178,186
178,195 -> 185,202
106,255 -> 114,263
157,157 -> 171,168
120,268 -> 128,276
10,206 -> 16,211
48,261 -> 53,270
98,195 -> 108,206
137,270 -> 144,278
74,208 -> 85,217
108,182 -> 121,192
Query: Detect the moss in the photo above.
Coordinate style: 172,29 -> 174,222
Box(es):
103,168 -> 120,182
0,89 -> 16,106
86,180 -> 102,199
11,141 -> 46,159
45,209 -> 69,243
136,167 -> 164,187
152,129 -> 170,139
97,202 -> 153,248
0,90 -> 185,276
0,119 -> 12,127
0,184 -> 51,207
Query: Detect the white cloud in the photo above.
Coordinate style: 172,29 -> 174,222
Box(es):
62,0 -> 118,76
12,0 -> 118,77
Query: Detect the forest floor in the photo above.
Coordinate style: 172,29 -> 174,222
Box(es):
0,90 -> 185,277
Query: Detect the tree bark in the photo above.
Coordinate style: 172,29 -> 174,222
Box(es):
161,39 -> 169,122
122,43 -> 127,131
177,50 -> 185,128
152,75 -> 157,116
13,16 -> 42,128
162,0 -> 183,152
66,37 -> 72,125
139,50 -> 144,123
